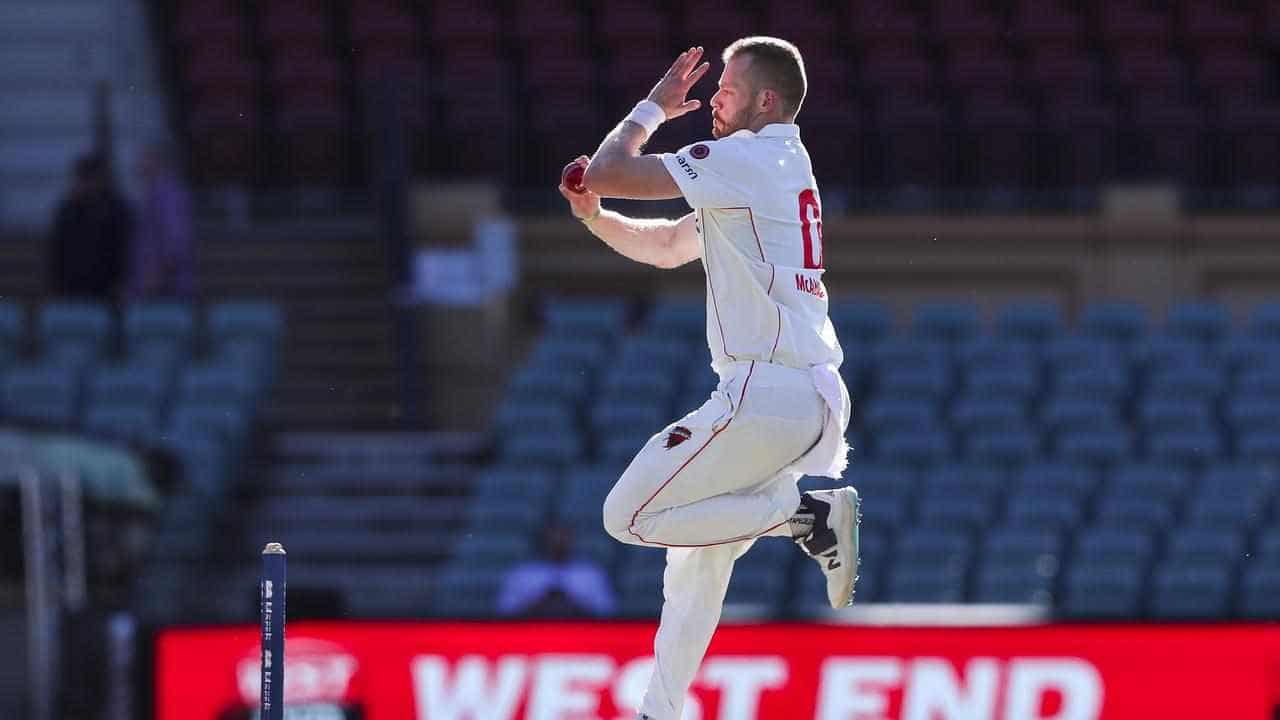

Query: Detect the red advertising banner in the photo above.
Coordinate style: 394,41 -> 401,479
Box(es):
155,621 -> 1280,720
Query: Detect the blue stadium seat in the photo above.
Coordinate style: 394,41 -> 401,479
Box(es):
1110,464 -> 1192,501
473,466 -> 557,502
1015,461 -> 1098,498
894,527 -> 972,573
1235,368 -> 1280,398
1239,566 -> 1280,618
507,366 -> 590,404
975,564 -> 1055,604
967,428 -> 1041,464
951,397 -> 1025,432
618,552 -> 666,616
1081,301 -> 1147,346
432,564 -> 515,617
1186,489 -> 1266,529
1055,426 -> 1131,465
968,365 -> 1039,400
646,298 -> 705,339
499,428 -> 584,466
1073,527 -> 1155,567
1217,336 -> 1280,375
916,489 -> 995,530
598,432 -> 648,465
1201,464 -> 1279,497
996,301 -> 1063,344
450,532 -> 536,566
1095,492 -> 1176,530
1226,396 -> 1280,434
830,300 -> 892,345
1130,334 -> 1205,374
1006,491 -> 1082,528
178,363 -> 262,409
724,562 -> 788,611
0,302 -> 25,366
1044,335 -> 1123,373
1062,563 -> 1144,618
926,464 -> 1007,495
857,527 -> 893,570
1055,365 -> 1129,401
859,492 -> 910,531
1166,301 -> 1230,344
957,337 -> 1036,371
795,561 -> 879,608
560,465 -> 619,523
887,565 -> 966,603
527,334 -> 610,374
590,402 -> 665,437
877,366 -> 950,401
1138,398 -> 1212,433
1148,365 -> 1225,401
1164,528 -> 1246,567
863,398 -> 938,433
542,297 -> 628,339
1238,431 -> 1280,464
1145,429 -> 1224,465
601,366 -> 678,403
167,402 -> 250,453
39,302 -> 112,368
1041,396 -> 1118,433
572,531 -> 617,567
88,364 -> 170,413
123,303 -> 194,363
847,462 -> 918,494
1150,564 -> 1232,618
912,302 -> 979,344
83,404 -> 159,442
871,338 -> 948,373
207,300 -> 283,350
876,429 -> 953,464
1247,302 -> 1280,339
495,399 -> 577,435
983,526 -> 1064,569
465,495 -> 546,532
2,365 -> 80,426
616,335 -> 692,373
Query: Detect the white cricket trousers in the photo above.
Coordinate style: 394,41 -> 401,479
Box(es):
602,359 -> 825,720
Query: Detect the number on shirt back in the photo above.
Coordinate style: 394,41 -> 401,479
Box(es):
799,189 -> 824,269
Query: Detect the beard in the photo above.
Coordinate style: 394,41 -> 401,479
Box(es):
711,105 -> 753,139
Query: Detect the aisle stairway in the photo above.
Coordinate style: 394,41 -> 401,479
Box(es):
198,220 -> 402,430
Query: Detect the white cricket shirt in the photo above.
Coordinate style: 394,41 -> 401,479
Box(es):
660,123 -> 843,374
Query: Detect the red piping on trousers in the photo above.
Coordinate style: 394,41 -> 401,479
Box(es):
626,361 -> 790,547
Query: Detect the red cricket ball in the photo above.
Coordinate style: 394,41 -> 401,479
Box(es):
561,161 -> 587,194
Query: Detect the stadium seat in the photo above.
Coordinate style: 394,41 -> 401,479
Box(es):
724,562 -> 787,612
2,365 -> 80,426
894,527 -> 972,574
1138,398 -> 1212,433
1236,368 -> 1280,399
1226,397 -> 1280,434
207,300 -> 283,349
1055,365 -> 1129,401
1148,365 -> 1225,401
1166,301 -> 1230,344
1110,464 -> 1191,502
1055,426 -> 1131,465
527,334 -> 609,374
1074,527 -> 1155,568
39,302 -> 112,368
1062,563 -> 1144,617
600,367 -> 678,404
83,405 -> 160,443
967,428 -> 1041,464
887,565 -> 966,603
1014,461 -> 1098,498
0,302 -> 25,366
1239,566 -> 1280,618
177,363 -> 262,410
863,398 -> 938,434
975,564 -> 1055,604
916,489 -> 995,530
983,526 -> 1063,569
1248,302 -> 1280,339
1081,302 -> 1147,345
1217,336 -> 1280,375
433,564 -> 514,617
167,402 -> 250,454
1095,492 -> 1176,530
996,301 -> 1062,344
646,298 -> 706,340
951,397 -> 1025,432
1006,491 -> 1082,528
542,297 -> 627,339
877,366 -> 950,401
911,302 -> 979,344
499,429 -> 584,466
473,466 -> 557,503
1131,334 -> 1205,373
1041,396 -> 1117,433
615,335 -> 692,374
88,364 -> 170,414
1145,429 -> 1224,465
464,495 -> 545,532
1150,565 -> 1232,618
966,365 -> 1038,400
495,399 -> 576,436
876,428 -> 953,465
1044,335 -> 1122,372
507,366 -> 590,405
870,338 -> 948,373
1164,528 -> 1246,567
123,303 -> 194,364
1238,431 -> 1280,465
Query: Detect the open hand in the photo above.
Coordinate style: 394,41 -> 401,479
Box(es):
646,46 -> 712,121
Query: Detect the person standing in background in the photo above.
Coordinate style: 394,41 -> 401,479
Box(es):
128,142 -> 195,301
47,152 -> 132,301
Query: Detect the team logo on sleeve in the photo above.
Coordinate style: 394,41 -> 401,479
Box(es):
689,144 -> 710,159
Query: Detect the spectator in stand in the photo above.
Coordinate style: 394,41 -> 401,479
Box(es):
497,524 -> 617,618
128,142 -> 195,300
47,152 -> 132,300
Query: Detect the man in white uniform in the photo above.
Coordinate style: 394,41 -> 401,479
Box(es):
557,37 -> 859,720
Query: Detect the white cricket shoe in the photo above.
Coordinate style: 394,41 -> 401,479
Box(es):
797,487 -> 861,609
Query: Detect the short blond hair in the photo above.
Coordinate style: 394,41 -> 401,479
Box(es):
722,36 -> 807,117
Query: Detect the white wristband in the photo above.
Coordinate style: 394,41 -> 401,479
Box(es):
625,100 -> 666,137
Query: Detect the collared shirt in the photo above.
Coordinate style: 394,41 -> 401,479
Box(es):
660,123 -> 843,374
